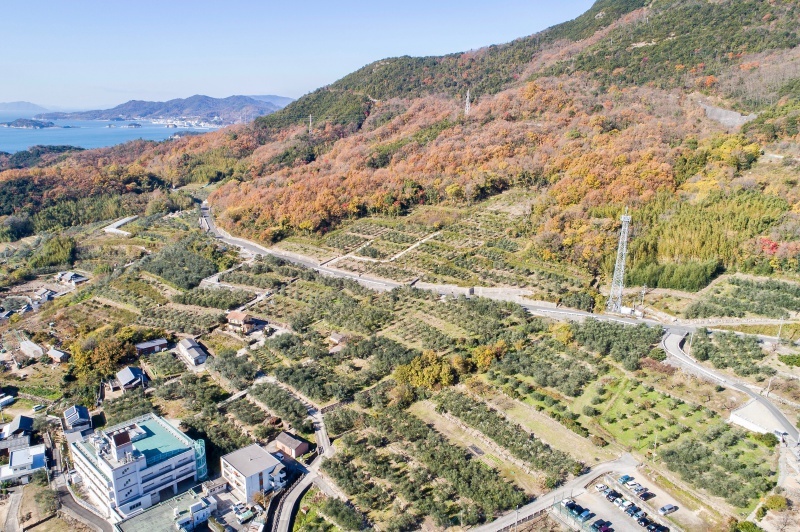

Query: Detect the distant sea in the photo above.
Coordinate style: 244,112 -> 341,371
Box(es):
0,111 -> 219,153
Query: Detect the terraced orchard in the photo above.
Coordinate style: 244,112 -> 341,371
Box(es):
322,408 -> 526,529
275,191 -> 596,305
590,377 -> 777,508
434,390 -> 581,486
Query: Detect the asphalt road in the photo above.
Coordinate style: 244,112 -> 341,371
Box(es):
663,332 -> 800,442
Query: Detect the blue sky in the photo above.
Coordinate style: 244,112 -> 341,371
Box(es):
1,0 -> 594,109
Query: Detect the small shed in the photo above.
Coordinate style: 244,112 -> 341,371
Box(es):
275,431 -> 310,459
48,348 -> 70,364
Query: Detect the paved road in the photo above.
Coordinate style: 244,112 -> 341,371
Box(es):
663,332 -> 800,442
56,486 -> 114,532
201,204 -> 400,292
472,454 -> 639,532
4,487 -> 22,532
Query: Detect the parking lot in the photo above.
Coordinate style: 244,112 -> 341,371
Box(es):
551,470 -> 686,532
572,490 -> 651,532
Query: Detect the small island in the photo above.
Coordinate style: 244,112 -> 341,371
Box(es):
0,118 -> 55,129
124,122 -> 142,128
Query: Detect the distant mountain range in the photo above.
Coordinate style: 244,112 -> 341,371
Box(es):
248,95 -> 295,108
0,101 -> 49,113
35,94 -> 294,124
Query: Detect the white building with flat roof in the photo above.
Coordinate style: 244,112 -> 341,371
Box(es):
70,413 -> 207,520
220,444 -> 286,503
0,444 -> 46,484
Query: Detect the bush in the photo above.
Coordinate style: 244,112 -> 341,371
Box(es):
320,498 -> 364,530
764,494 -> 788,511
582,405 -> 599,417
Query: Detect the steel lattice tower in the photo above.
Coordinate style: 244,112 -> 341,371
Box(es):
465,89 -> 471,116
607,210 -> 632,313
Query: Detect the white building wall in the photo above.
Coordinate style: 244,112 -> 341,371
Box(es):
70,442 -> 197,519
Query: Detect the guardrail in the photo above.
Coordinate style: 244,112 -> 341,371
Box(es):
495,508 -> 548,532
65,482 -> 108,520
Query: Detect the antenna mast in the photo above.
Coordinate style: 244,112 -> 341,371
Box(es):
465,89 -> 471,116
607,209 -> 632,313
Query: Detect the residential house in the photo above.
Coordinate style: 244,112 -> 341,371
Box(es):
177,338 -> 207,366
1,415 -> 34,439
70,413 -> 207,519
115,366 -> 147,392
227,311 -> 255,334
33,288 -> 55,302
48,347 -> 70,363
56,271 -> 89,287
134,338 -> 168,356
0,444 -> 46,484
19,340 -> 43,359
63,404 -> 92,434
275,431 -> 310,459
220,444 -> 286,503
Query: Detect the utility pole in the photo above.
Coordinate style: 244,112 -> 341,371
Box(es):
777,318 -> 784,344
465,89 -> 471,116
640,284 -> 647,307
607,209 -> 632,313
308,115 -> 313,136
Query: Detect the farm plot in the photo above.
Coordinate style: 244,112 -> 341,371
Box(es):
685,276 -> 800,319
135,306 -> 223,335
594,377 -> 777,509
323,408 -> 527,529
690,328 -> 774,379
433,390 -> 581,485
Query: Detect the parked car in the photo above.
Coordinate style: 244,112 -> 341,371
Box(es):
625,505 -> 639,516
618,475 -> 634,484
621,500 -> 634,509
634,510 -> 647,520
606,491 -> 620,501
613,498 -> 625,507
561,498 -> 575,507
638,517 -> 651,527
603,488 -> 613,497
627,482 -> 641,490
638,491 -> 654,501
596,483 -> 608,492
659,504 -> 678,516
633,485 -> 648,494
579,510 -> 592,522
591,520 -> 611,532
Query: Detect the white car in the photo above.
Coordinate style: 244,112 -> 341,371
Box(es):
561,498 -> 575,507
621,500 -> 634,509
595,483 -> 607,492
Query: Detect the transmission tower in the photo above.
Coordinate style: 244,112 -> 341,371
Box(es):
464,89 -> 471,116
607,209 -> 632,313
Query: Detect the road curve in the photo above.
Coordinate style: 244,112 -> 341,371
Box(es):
663,332 -> 799,442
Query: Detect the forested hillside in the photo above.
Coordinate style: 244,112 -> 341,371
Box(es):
1,0 -> 799,288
